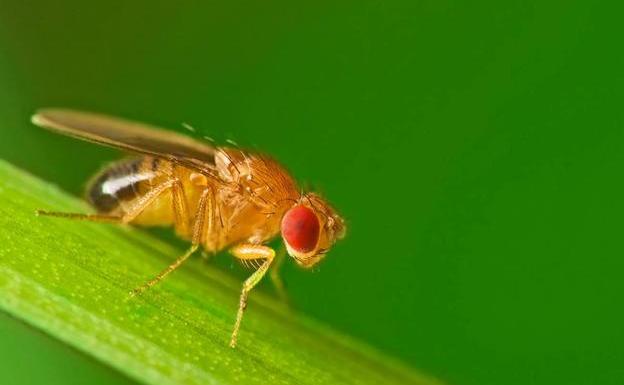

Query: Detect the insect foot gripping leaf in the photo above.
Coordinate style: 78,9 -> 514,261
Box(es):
0,159 -> 444,385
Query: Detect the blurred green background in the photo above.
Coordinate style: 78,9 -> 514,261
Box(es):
0,1 -> 622,385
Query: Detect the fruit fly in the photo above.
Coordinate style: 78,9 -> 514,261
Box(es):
32,109 -> 346,347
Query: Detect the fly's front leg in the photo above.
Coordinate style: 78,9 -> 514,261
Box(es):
229,244 -> 275,348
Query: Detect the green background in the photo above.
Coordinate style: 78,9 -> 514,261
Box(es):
0,1 -> 622,385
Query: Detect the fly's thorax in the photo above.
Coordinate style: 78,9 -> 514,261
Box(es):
201,147 -> 300,250
215,148 -> 298,196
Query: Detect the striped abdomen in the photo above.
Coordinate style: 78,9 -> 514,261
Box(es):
87,156 -> 168,214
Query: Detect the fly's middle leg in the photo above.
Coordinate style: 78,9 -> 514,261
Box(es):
129,186 -> 213,297
170,179 -> 191,236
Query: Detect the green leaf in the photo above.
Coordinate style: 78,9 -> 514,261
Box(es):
0,159 -> 440,385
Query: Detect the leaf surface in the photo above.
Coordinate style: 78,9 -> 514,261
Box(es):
0,160 -> 440,385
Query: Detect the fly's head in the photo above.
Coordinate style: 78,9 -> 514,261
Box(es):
280,193 -> 346,268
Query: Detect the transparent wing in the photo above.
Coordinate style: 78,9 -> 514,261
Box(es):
32,108 -> 217,175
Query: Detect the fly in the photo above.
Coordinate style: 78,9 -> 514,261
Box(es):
32,109 -> 346,347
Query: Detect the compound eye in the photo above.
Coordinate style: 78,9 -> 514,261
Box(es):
281,205 -> 320,253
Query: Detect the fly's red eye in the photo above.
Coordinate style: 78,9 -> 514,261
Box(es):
281,205 -> 320,253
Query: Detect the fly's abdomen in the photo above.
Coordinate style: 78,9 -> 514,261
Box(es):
86,157 -> 166,215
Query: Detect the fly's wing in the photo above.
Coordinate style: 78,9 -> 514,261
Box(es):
32,108 -> 217,175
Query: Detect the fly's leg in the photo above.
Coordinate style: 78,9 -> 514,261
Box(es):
196,184 -> 215,262
229,244 -> 275,348
35,211 -> 121,222
129,186 -> 213,297
269,245 -> 289,304
129,244 -> 199,297
36,179 -> 178,224
130,245 -> 199,298
170,178 -> 191,236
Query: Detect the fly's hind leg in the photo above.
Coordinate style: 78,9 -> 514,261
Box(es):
229,244 -> 275,348
36,179 -> 176,224
129,185 -> 214,297
36,211 -> 122,222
